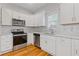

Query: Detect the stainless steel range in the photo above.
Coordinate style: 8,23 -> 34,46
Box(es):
12,29 -> 27,50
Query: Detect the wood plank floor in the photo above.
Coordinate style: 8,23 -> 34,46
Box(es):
1,45 -> 48,56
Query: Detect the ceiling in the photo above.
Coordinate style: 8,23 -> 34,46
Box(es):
1,3 -> 59,13
12,3 -> 48,13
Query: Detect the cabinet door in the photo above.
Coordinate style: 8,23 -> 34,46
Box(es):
56,37 -> 63,56
56,37 -> 72,56
13,11 -> 19,19
60,3 -> 73,24
18,13 -> 25,20
40,35 -> 48,52
27,33 -> 34,45
40,35 -> 56,55
2,8 -> 12,25
26,12 -> 46,26
26,15 -> 34,26
72,39 -> 79,56
0,35 -> 13,52
0,8 -> 2,25
40,39 -> 48,52
34,12 -> 46,26
47,36 -> 56,55
74,4 -> 79,23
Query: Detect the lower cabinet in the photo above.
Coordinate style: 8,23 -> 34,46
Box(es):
72,39 -> 79,56
27,33 -> 34,45
0,34 -> 13,54
40,34 -> 79,56
56,37 -> 72,56
40,35 -> 56,55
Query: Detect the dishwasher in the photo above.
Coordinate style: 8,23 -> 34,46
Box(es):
33,33 -> 41,49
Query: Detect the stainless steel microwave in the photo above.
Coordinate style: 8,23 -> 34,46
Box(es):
12,18 -> 25,26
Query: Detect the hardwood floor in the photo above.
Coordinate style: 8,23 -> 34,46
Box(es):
1,45 -> 48,56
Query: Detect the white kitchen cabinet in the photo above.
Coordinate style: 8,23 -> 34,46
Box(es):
0,34 -> 13,54
13,11 -> 26,20
47,36 -> 56,55
27,33 -> 34,45
40,35 -> 56,55
60,3 -> 79,24
26,15 -> 35,26
12,11 -> 20,19
26,11 -> 46,26
74,4 -> 79,23
0,8 -> 2,25
18,13 -> 27,20
40,35 -> 49,52
34,12 -> 46,26
60,3 -> 74,24
72,39 -> 79,56
40,37 -> 47,51
2,8 -> 12,25
56,37 -> 72,56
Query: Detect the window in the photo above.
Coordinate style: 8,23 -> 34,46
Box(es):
47,13 -> 58,29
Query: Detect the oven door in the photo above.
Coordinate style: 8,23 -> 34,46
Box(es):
13,35 -> 27,46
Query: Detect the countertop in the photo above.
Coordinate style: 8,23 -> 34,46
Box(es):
30,32 -> 79,40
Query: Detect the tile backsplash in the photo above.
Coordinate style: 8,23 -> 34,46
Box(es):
55,24 -> 79,36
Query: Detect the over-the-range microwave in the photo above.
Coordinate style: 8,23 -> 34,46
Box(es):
12,18 -> 25,26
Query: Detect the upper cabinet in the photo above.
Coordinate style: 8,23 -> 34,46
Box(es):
74,4 -> 79,23
34,12 -> 46,26
26,15 -> 35,26
1,8 -> 27,26
2,8 -> 12,25
1,7 -> 46,26
26,11 -> 46,27
60,3 -> 79,24
60,3 -> 74,24
12,11 -> 19,19
12,11 -> 27,20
